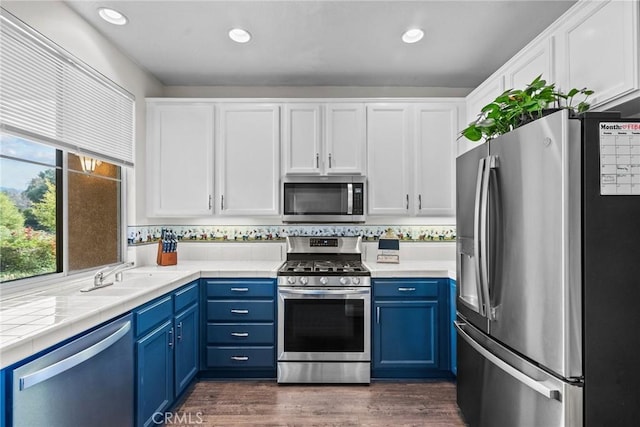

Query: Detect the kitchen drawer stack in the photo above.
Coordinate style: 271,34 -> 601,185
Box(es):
201,278 -> 277,378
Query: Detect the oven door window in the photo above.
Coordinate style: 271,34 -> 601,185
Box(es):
283,183 -> 348,216
284,298 -> 364,352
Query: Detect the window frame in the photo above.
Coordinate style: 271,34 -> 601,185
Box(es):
0,129 -> 128,293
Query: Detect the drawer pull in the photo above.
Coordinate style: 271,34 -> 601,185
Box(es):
231,309 -> 249,314
398,287 -> 416,292
231,332 -> 249,337
230,287 -> 249,292
231,356 -> 249,361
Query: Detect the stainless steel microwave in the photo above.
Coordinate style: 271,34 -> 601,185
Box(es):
282,176 -> 366,223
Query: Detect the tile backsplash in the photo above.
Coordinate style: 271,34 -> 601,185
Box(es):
127,224 -> 456,245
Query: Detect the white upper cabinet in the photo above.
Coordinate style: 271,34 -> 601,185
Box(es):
462,77 -> 504,155
367,104 -> 412,215
218,104 -> 280,216
282,102 -> 366,175
505,37 -> 555,91
146,102 -> 214,217
282,104 -> 322,174
465,77 -> 505,128
324,103 -> 366,174
554,0 -> 639,109
367,102 -> 462,218
414,103 -> 458,217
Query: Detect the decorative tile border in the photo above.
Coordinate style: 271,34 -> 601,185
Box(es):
127,225 -> 456,246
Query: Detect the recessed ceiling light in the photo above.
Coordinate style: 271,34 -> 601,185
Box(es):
229,28 -> 251,44
98,7 -> 128,26
402,28 -> 424,44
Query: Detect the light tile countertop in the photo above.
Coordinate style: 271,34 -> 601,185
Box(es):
0,259 -> 455,370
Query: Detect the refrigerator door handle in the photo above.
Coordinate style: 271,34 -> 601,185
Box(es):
480,155 -> 497,320
455,321 -> 561,401
473,157 -> 488,316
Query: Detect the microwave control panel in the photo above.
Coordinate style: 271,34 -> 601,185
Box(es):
353,184 -> 364,214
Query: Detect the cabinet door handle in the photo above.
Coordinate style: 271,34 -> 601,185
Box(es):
398,287 -> 416,292
221,195 -> 224,210
231,332 -> 249,337
418,194 -> 422,210
168,327 -> 174,348
329,153 -> 332,168
230,287 -> 249,292
177,322 -> 183,341
208,195 -> 212,210
231,309 -> 249,314
231,356 -> 249,361
406,194 -> 409,210
316,153 -> 319,169
376,306 -> 380,324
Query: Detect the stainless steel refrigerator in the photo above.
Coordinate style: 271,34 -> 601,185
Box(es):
455,109 -> 640,426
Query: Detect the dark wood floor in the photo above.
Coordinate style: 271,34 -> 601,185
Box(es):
171,380 -> 467,426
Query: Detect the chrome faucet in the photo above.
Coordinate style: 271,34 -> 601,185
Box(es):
85,262 -> 135,291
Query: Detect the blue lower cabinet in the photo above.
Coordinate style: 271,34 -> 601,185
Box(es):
372,278 -> 452,379
135,281 -> 199,427
174,302 -> 199,396
206,346 -> 275,368
374,301 -> 439,371
136,320 -> 174,427
1,368 -> 5,427
449,279 -> 457,376
201,278 -> 276,379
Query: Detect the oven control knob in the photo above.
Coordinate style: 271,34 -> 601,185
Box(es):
320,277 -> 328,285
339,277 -> 349,285
287,276 -> 297,285
353,277 -> 361,285
300,276 -> 309,285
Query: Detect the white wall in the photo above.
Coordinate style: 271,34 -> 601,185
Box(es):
2,0 -> 164,228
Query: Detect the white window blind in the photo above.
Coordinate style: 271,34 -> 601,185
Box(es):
0,9 -> 134,166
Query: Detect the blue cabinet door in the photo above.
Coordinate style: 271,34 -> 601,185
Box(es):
174,303 -> 198,398
450,279 -> 457,376
373,301 -> 439,371
136,319 -> 173,427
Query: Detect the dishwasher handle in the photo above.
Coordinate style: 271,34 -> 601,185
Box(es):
19,320 -> 132,391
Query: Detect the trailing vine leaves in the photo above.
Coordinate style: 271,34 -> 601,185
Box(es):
460,75 -> 594,142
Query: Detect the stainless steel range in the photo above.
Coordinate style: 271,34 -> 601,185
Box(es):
277,236 -> 371,384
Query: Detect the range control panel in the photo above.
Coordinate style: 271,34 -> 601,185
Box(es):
309,238 -> 339,247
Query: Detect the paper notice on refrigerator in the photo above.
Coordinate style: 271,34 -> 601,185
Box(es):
599,122 -> 640,195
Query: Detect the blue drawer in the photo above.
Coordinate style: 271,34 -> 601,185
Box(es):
207,300 -> 274,322
134,295 -> 172,337
205,279 -> 274,298
207,323 -> 275,345
373,279 -> 441,299
206,346 -> 275,368
174,281 -> 199,313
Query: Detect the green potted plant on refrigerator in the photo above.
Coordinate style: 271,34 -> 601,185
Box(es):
461,75 -> 594,142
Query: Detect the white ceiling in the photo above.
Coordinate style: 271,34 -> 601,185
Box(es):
64,0 -> 577,88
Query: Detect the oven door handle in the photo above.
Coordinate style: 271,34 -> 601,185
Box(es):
278,288 -> 370,296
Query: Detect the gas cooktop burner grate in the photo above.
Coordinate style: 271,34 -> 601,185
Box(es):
279,260 -> 369,275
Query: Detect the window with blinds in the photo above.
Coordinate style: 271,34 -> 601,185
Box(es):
0,8 -> 134,166
0,8 -> 132,284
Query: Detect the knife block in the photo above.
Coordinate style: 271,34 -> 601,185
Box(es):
156,240 -> 177,266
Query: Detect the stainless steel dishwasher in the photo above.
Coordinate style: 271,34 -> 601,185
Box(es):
12,314 -> 134,427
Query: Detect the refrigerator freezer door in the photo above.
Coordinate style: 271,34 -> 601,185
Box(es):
456,142 -> 490,332
456,319 -> 583,427
487,110 -> 582,379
